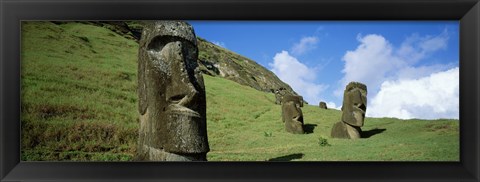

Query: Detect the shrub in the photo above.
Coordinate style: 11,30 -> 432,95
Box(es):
318,137 -> 331,147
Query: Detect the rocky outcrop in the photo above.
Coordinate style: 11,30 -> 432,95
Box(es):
196,37 -> 297,96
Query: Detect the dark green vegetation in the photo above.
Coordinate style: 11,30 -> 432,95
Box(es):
21,21 -> 459,161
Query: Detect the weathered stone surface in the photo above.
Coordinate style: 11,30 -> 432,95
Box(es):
281,95 -> 304,134
274,89 -> 308,106
331,81 -> 367,139
330,121 -> 362,139
297,96 -> 304,107
341,82 -> 367,127
196,38 -> 299,97
136,21 -> 209,161
274,87 -> 288,105
319,101 -> 327,109
330,121 -> 348,139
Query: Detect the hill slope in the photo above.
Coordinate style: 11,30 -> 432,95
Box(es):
20,21 -> 459,161
205,75 -> 458,161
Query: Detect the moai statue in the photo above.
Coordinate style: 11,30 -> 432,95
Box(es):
281,95 -> 304,134
331,82 -> 367,139
274,88 -> 286,105
274,90 -> 281,105
297,95 -> 304,107
319,101 -> 328,109
136,21 -> 209,161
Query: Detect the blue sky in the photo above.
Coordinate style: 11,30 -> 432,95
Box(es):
189,21 -> 459,120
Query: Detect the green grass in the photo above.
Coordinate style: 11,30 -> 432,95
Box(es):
21,21 -> 138,161
204,75 -> 458,161
21,21 -> 459,161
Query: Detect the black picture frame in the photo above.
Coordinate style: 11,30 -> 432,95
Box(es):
1,0 -> 479,181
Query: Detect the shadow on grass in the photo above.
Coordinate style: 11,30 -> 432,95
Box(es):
268,153 -> 304,161
361,128 -> 386,138
303,124 -> 317,134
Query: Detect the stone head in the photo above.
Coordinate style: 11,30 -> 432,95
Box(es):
138,21 -> 208,155
319,101 -> 327,109
281,95 -> 304,134
341,82 -> 367,127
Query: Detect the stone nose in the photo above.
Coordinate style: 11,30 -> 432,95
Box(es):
165,41 -> 197,106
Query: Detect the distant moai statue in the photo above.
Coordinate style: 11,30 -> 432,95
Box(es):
136,21 -> 209,161
274,87 -> 287,105
319,101 -> 327,109
331,82 -> 367,139
281,95 -> 304,134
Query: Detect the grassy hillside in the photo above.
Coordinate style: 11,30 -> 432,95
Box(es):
21,21 -> 139,161
205,75 -> 458,161
21,21 -> 459,161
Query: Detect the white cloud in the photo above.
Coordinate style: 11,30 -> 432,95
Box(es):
337,29 -> 456,119
269,51 -> 327,104
291,36 -> 319,55
337,34 -> 403,96
338,32 -> 450,96
212,41 -> 227,48
326,101 -> 341,110
368,67 -> 459,119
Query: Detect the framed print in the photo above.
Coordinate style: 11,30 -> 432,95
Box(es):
1,0 -> 479,181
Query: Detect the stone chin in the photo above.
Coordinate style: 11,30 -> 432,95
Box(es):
165,111 -> 209,153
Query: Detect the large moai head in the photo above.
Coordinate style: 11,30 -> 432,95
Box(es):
281,95 -> 304,134
341,82 -> 367,127
137,21 -> 209,161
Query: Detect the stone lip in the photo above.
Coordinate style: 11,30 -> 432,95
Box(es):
165,104 -> 201,118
